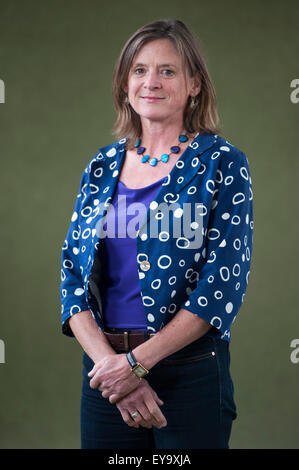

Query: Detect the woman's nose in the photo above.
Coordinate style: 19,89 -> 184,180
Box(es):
144,70 -> 161,89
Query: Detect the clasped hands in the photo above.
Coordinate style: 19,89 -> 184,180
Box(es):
88,353 -> 167,429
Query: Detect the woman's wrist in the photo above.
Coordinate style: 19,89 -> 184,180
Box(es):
130,333 -> 164,371
131,309 -> 212,371
68,310 -> 117,364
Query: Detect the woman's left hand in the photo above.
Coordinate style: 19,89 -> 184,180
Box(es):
88,353 -> 141,403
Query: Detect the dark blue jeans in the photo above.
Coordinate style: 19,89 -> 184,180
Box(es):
80,336 -> 237,449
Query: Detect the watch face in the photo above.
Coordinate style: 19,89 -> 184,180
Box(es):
135,365 -> 146,378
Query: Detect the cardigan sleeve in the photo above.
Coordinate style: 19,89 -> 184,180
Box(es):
60,167 -> 91,337
180,150 -> 254,340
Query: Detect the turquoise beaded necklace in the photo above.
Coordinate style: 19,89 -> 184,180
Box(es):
134,133 -> 189,167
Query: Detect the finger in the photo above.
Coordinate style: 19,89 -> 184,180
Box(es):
102,389 -> 124,401
135,405 -> 152,423
128,410 -> 152,429
87,365 -> 97,377
151,408 -> 167,428
109,392 -> 128,404
89,373 -> 102,389
145,399 -> 167,428
88,362 -> 102,377
118,408 -> 139,428
152,390 -> 164,406
138,418 -> 152,429
128,410 -> 142,424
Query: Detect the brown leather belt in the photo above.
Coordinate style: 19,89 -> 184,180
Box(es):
104,329 -> 155,352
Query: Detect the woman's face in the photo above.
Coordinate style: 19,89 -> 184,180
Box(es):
124,39 -> 200,126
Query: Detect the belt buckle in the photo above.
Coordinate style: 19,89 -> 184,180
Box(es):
123,331 -> 129,352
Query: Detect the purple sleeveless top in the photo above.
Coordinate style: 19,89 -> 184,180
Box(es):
100,176 -> 167,330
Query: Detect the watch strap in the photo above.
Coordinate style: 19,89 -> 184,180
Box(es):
126,350 -> 137,369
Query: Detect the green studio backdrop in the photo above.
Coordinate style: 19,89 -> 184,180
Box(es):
0,0 -> 298,449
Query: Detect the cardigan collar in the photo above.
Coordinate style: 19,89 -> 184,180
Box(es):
94,132 -> 219,232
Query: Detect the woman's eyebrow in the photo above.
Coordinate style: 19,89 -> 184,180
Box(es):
132,62 -> 177,68
131,63 -> 146,68
158,63 -> 177,68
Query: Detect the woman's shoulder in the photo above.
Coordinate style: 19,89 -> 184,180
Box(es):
196,132 -> 249,169
214,133 -> 248,161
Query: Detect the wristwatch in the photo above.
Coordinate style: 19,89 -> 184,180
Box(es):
126,351 -> 149,378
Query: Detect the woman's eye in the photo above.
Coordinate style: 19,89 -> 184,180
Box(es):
134,68 -> 145,75
162,69 -> 175,76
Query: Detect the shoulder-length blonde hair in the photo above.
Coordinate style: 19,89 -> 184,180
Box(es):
112,19 -> 221,147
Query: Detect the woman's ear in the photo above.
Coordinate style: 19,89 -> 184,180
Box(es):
123,83 -> 128,94
190,72 -> 201,97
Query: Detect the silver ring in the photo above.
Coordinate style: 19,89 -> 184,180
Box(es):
130,411 -> 140,419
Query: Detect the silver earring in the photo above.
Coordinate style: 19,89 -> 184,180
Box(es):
124,95 -> 129,104
190,96 -> 196,108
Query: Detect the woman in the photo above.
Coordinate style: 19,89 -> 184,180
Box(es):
60,19 -> 253,449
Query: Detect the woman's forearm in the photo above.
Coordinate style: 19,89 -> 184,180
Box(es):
68,311 -> 166,428
68,310 -> 117,363
132,308 -> 212,371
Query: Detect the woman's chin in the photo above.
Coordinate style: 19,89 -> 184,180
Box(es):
138,111 -> 176,124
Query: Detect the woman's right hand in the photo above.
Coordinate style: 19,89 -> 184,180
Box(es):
115,379 -> 167,429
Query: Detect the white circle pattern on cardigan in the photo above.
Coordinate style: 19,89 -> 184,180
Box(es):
60,132 -> 253,342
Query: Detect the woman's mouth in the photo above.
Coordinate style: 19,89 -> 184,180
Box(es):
142,96 -> 165,102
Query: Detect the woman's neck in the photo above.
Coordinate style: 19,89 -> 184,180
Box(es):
139,119 -> 188,156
